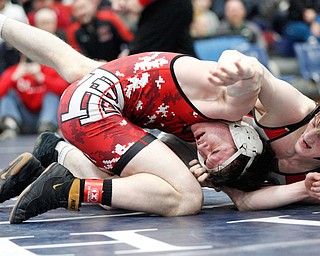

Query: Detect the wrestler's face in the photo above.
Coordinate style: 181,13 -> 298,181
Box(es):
296,113 -> 320,158
191,121 -> 237,169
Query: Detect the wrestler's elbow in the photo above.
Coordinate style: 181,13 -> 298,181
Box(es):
222,110 -> 245,122
234,202 -> 252,211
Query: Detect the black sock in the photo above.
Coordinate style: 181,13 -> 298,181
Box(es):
80,179 -> 85,202
101,179 -> 112,206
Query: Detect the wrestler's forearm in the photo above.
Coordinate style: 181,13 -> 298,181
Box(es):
223,181 -> 311,211
257,63 -> 313,119
0,15 -> 101,83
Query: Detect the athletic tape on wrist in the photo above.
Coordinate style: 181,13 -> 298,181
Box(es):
0,14 -> 7,38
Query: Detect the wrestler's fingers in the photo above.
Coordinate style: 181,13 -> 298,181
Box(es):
197,172 -> 209,183
234,61 -> 255,79
189,159 -> 199,167
208,76 -> 223,86
220,62 -> 254,81
208,70 -> 230,84
217,62 -> 250,81
209,70 -> 236,85
189,164 -> 202,174
312,180 -> 320,186
218,67 -> 243,82
189,164 -> 206,178
193,167 -> 207,178
310,192 -> 320,200
310,184 -> 320,192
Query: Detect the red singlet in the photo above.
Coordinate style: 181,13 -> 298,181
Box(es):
58,52 -> 211,175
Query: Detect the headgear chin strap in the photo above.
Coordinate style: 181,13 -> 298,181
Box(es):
197,122 -> 263,175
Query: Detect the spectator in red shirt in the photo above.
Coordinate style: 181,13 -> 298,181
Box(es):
0,7 -> 69,139
0,54 -> 69,139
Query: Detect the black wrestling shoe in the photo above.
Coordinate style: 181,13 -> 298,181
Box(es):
0,153 -> 43,203
10,163 -> 81,224
32,132 -> 64,168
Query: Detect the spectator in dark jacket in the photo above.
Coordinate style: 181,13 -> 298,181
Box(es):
110,0 -> 197,57
66,0 -> 133,61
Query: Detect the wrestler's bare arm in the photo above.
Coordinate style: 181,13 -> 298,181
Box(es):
207,50 -> 315,124
223,182 -> 319,211
188,156 -> 320,210
253,59 -> 315,125
0,15 -> 102,83
175,53 -> 262,121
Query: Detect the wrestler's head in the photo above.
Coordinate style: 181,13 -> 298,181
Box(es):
192,121 -> 274,191
297,111 -> 320,160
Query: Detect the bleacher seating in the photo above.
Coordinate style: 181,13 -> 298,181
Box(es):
294,43 -> 320,83
294,42 -> 320,94
194,36 -> 249,61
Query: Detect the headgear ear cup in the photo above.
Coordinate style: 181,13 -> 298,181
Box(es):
229,122 -> 263,158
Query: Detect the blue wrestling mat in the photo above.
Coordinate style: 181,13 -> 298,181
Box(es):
0,136 -> 319,256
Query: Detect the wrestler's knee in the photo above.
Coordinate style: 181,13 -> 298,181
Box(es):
165,185 -> 203,217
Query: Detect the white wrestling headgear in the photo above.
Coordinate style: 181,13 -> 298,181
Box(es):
197,122 -> 263,175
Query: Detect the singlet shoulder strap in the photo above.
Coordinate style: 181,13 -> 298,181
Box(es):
253,103 -> 320,143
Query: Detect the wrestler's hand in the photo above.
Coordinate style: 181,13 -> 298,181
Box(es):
208,50 -> 262,97
305,172 -> 320,200
189,159 -> 216,188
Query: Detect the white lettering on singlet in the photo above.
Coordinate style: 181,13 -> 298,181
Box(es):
61,69 -> 125,125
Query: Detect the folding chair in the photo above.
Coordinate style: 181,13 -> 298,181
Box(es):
294,42 -> 320,94
194,36 -> 249,61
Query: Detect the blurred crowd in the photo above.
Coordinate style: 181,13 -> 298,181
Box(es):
0,0 -> 319,139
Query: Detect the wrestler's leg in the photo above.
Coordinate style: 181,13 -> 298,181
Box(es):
55,141 -> 113,179
14,132 -> 202,218
9,138 -> 202,223
45,136 -> 201,215
64,135 -> 203,216
112,139 -> 203,216
40,133 -> 201,215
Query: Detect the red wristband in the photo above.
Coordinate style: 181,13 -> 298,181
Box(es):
138,0 -> 156,7
84,179 -> 103,203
